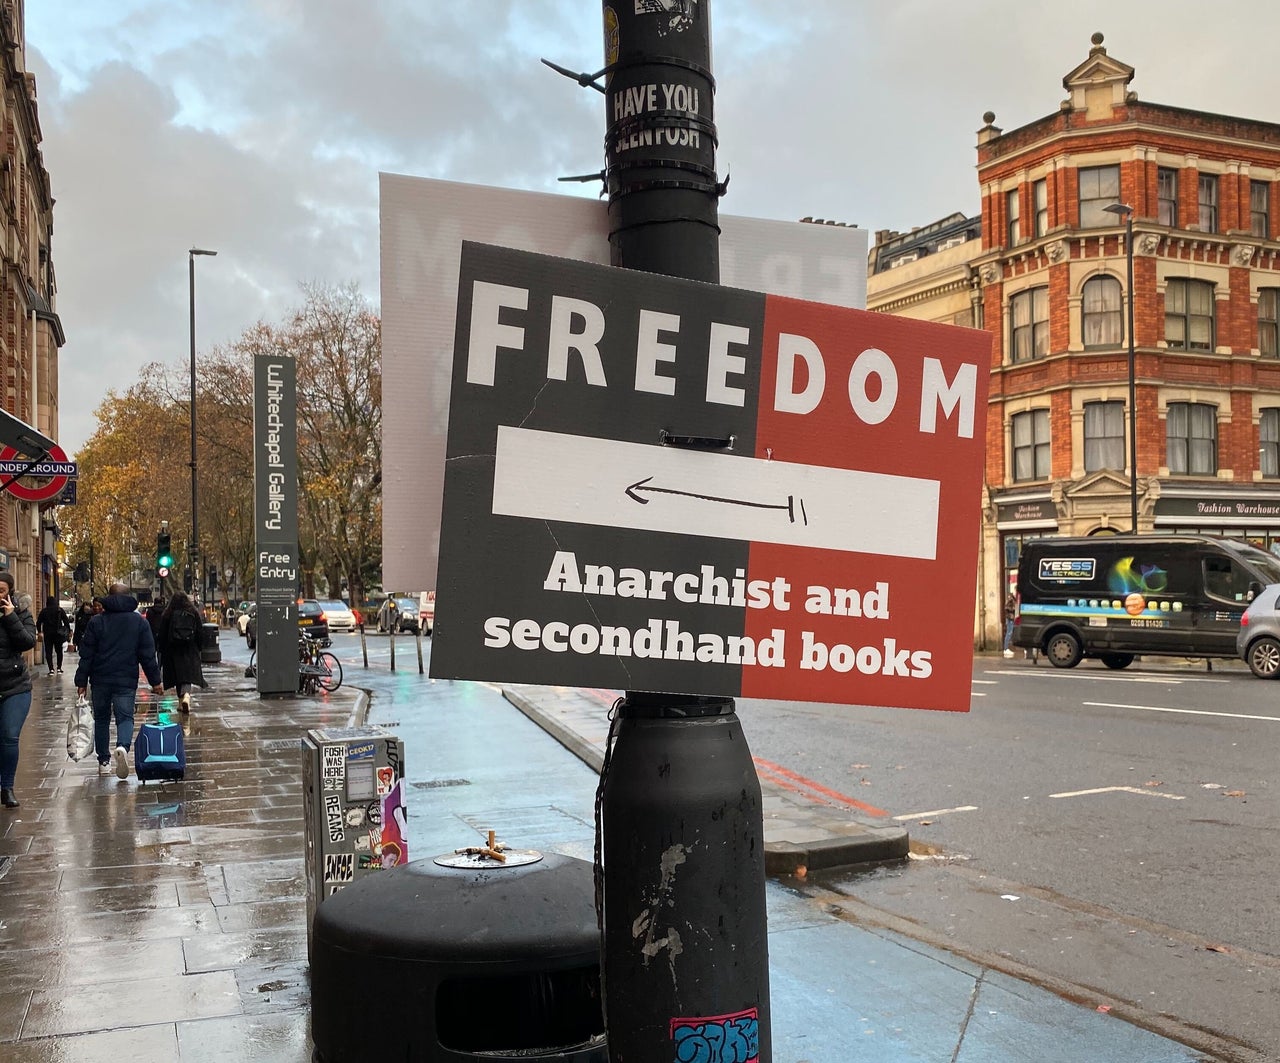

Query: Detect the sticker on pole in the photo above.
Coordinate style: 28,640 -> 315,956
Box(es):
430,242 -> 991,711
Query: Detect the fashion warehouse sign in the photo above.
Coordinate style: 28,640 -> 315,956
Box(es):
430,243 -> 992,711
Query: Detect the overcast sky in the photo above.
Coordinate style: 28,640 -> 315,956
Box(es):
28,0 -> 1280,454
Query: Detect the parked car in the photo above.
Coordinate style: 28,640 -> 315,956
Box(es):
1238,583 -> 1280,677
377,597 -> 420,634
419,590 -> 435,635
318,600 -> 357,634
238,603 -> 256,637
245,600 -> 330,649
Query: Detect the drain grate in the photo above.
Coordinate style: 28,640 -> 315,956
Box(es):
0,856 -> 14,882
412,778 -> 471,790
260,739 -> 301,754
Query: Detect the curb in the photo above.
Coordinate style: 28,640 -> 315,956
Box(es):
502,686 -> 909,876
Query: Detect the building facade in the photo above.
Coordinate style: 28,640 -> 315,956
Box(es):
869,33 -> 1280,648
0,0 -> 63,601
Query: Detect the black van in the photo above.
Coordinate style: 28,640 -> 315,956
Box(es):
1013,535 -> 1280,668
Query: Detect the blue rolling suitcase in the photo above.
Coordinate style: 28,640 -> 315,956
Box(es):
135,721 -> 185,782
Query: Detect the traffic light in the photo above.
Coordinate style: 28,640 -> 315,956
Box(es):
156,531 -> 174,580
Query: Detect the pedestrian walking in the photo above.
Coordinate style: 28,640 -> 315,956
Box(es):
1003,592 -> 1017,658
71,601 -> 93,652
157,591 -> 206,712
73,582 -> 163,780
37,596 -> 70,675
0,571 -> 37,808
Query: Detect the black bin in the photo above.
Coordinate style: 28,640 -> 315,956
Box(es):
200,622 -> 221,664
310,850 -> 606,1062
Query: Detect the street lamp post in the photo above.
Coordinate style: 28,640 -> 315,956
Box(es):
1104,203 -> 1138,533
188,247 -> 217,601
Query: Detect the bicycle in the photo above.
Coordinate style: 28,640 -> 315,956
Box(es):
298,630 -> 343,694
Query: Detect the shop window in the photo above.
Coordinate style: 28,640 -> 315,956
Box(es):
1010,287 -> 1049,362
1166,402 -> 1217,475
1157,168 -> 1178,227
1084,401 -> 1125,472
1033,179 -> 1048,237
1078,165 -> 1120,228
1198,174 -> 1218,232
1011,409 -> 1050,482
1082,276 -> 1122,348
1260,289 -> 1278,359
1261,408 -> 1280,479
1006,189 -> 1020,246
1165,279 -> 1215,351
1251,180 -> 1270,239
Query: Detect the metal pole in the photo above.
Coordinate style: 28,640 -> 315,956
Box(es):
188,248 -> 217,600
597,3 -> 771,1058
1125,213 -> 1138,533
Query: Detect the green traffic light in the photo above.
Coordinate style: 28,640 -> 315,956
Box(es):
158,553 -> 174,568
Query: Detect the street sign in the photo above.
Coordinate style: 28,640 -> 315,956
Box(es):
430,242 -> 991,711
0,444 -> 75,503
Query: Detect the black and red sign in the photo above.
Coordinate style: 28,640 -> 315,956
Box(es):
431,242 -> 991,711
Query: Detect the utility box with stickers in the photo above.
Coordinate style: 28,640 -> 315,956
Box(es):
301,725 -> 407,954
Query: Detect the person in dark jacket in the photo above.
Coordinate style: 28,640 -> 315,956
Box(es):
73,583 -> 163,780
157,591 -> 206,712
71,601 -> 93,652
37,596 -> 69,676
0,571 -> 37,808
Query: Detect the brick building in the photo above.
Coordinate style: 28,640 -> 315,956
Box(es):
869,33 -> 1280,647
0,0 -> 63,599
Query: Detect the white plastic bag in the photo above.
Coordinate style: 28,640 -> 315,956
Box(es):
67,693 -> 93,762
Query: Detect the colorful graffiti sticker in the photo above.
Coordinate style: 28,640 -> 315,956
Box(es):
379,780 -> 408,869
376,765 -> 394,796
670,1008 -> 759,1063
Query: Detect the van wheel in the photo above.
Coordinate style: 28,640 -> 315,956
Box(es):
1100,653 -> 1134,670
1246,637 -> 1280,679
1045,631 -> 1082,669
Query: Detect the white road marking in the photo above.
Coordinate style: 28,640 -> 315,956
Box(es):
1049,785 -> 1185,801
893,805 -> 978,821
973,679 -> 998,685
1083,701 -> 1280,723
984,669 -> 1230,684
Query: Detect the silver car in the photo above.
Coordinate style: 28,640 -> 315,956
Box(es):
318,600 -> 357,634
1238,584 -> 1280,678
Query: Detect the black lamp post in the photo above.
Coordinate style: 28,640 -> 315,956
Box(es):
188,247 -> 217,600
1104,203 -> 1138,533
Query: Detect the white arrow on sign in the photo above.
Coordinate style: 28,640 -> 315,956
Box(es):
490,426 -> 939,559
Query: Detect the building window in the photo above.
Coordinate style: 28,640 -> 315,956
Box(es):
1010,286 -> 1049,362
1034,179 -> 1048,237
1252,181 -> 1271,240
1011,409 -> 1050,482
1006,189 -> 1020,245
1078,165 -> 1120,228
1166,402 -> 1217,475
1165,279 -> 1215,351
1082,276 -> 1123,348
1198,174 -> 1218,232
1084,401 -> 1125,472
1261,289 -> 1279,359
1262,409 -> 1280,479
1157,167 -> 1178,227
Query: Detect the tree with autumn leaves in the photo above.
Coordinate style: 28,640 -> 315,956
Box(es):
59,284 -> 382,608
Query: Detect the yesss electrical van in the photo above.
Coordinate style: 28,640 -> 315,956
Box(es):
1013,535 -> 1280,668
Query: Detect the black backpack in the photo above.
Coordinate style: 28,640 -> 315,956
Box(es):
171,610 -> 199,644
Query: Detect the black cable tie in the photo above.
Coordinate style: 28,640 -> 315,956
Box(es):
540,57 -> 608,94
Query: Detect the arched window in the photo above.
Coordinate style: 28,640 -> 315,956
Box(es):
1082,276 -> 1123,348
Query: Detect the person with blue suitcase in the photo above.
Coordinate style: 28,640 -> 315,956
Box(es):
73,583 -> 163,780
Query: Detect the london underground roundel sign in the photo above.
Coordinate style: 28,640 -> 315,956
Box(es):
0,444 -> 71,502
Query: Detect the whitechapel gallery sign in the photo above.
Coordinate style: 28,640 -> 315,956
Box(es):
430,243 -> 992,712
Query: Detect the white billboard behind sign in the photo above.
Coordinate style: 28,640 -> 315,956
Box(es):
379,172 -> 868,593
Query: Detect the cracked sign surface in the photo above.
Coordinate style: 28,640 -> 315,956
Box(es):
431,241 -> 991,710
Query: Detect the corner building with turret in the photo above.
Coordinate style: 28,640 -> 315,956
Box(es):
868,33 -> 1280,648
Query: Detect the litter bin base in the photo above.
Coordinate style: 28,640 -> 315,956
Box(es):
310,851 -> 606,1062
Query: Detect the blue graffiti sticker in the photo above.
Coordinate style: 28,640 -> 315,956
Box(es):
670,1008 -> 759,1063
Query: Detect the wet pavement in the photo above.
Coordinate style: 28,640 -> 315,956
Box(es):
0,639 -> 1228,1061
